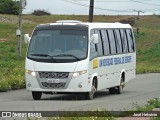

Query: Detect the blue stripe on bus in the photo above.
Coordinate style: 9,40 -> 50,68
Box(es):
99,56 -> 132,67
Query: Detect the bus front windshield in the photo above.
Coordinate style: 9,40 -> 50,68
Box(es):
27,29 -> 88,63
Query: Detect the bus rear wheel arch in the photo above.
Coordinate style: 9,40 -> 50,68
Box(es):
116,74 -> 125,94
109,73 -> 125,94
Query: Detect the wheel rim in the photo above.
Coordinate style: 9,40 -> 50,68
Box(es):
118,77 -> 124,93
121,77 -> 125,88
89,84 -> 96,99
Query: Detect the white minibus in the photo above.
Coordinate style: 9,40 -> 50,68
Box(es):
24,20 -> 136,100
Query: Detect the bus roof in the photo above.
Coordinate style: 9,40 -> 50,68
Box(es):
83,22 -> 132,30
37,20 -> 132,30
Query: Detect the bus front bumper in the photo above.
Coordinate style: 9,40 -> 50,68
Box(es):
25,73 -> 91,92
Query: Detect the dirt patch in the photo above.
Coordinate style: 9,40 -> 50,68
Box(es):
0,38 -> 7,42
0,14 -> 33,24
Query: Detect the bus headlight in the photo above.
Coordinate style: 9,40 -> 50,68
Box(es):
72,70 -> 87,78
25,70 -> 36,77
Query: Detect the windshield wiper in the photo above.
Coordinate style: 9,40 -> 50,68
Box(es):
54,54 -> 80,61
31,54 -> 56,62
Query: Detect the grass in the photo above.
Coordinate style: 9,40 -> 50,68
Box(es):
135,15 -> 160,73
119,98 -> 160,118
0,14 -> 160,91
0,21 -> 27,91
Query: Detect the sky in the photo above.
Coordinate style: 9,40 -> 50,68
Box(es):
23,0 -> 160,15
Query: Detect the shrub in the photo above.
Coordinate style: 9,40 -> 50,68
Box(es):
7,74 -> 25,90
10,46 -> 15,53
119,17 -> 135,26
0,80 -> 9,92
148,98 -> 160,108
31,9 -> 51,16
7,78 -> 20,90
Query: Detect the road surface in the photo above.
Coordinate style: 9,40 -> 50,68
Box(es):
0,73 -> 159,111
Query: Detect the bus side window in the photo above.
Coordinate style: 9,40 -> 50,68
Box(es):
130,29 -> 135,51
108,29 -> 116,55
90,29 -> 98,60
99,30 -> 104,55
95,30 -> 103,56
101,30 -> 110,55
114,30 -> 122,54
120,29 -> 129,53
126,29 -> 135,52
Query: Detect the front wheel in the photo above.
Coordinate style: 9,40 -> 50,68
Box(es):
84,80 -> 96,100
32,91 -> 42,100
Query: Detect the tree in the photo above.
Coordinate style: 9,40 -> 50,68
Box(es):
0,0 -> 19,15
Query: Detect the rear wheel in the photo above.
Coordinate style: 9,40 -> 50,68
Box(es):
85,79 -> 96,100
32,91 -> 42,100
116,76 -> 125,94
109,87 -> 116,94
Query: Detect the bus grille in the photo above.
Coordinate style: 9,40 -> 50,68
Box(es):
39,72 -> 69,79
41,82 -> 66,89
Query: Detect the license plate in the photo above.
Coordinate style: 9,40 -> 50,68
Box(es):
47,79 -> 59,83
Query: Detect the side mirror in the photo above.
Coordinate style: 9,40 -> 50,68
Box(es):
24,34 -> 30,43
90,34 -> 99,44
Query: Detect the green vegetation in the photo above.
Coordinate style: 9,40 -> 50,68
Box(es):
120,98 -> 160,117
0,14 -> 160,91
0,0 -> 19,15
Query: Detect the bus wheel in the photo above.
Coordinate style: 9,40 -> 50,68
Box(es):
85,80 -> 96,100
32,91 -> 42,100
116,77 -> 125,94
109,88 -> 116,94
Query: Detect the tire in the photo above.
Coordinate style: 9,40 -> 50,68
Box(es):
116,77 -> 125,94
85,80 -> 96,100
109,88 -> 116,94
32,91 -> 42,100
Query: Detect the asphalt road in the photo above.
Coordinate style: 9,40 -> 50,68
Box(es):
0,73 -> 159,111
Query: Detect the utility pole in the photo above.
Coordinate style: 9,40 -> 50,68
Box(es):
17,0 -> 22,60
88,0 -> 94,22
16,0 -> 26,60
133,10 -> 144,38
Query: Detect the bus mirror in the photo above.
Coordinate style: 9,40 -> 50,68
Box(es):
91,34 -> 98,44
24,34 -> 30,43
